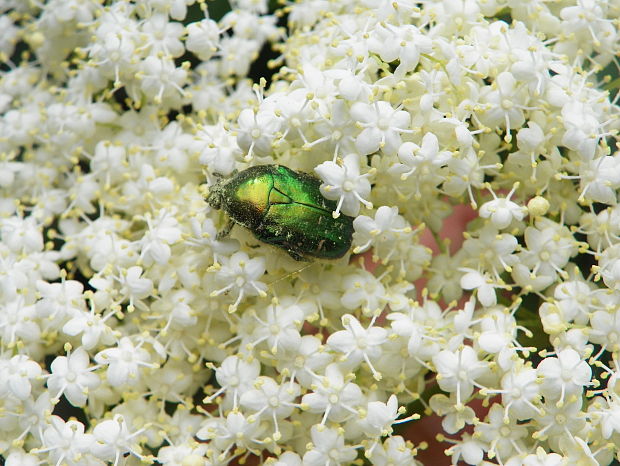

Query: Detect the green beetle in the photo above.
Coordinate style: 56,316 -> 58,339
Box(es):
206,165 -> 354,260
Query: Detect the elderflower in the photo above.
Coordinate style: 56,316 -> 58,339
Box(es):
2,0 -> 620,464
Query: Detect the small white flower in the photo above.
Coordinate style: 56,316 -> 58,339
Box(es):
340,269 -> 387,314
499,364 -> 541,420
47,347 -> 100,407
302,425 -> 358,466
94,337 -> 155,386
140,14 -> 185,57
140,56 -> 187,104
367,436 -> 417,466
236,108 -> 281,159
577,155 -> 620,205
210,251 -> 268,312
350,100 -> 411,155
138,209 -> 182,265
367,23 -> 432,76
121,164 -> 174,206
477,308 -> 518,356
0,354 -> 42,400
301,363 -> 364,423
387,300 -> 444,361
475,404 -> 528,462
429,393 -> 476,434
327,314 -> 387,379
352,205 -> 412,256
315,153 -> 373,218
589,393 -> 620,440
442,148 -> 487,201
598,244 -> 620,291
511,263 -> 556,292
354,394 -> 400,438
90,142 -> 127,188
479,183 -> 526,229
274,335 -> 332,387
517,447 -> 566,466
62,300 -> 117,350
446,433 -> 486,466
222,9 -> 278,41
516,121 -> 546,155
194,121 -> 243,176
427,251 -> 466,303
269,451 -> 303,466
537,348 -> 592,404
208,355 -> 260,408
35,279 -> 86,323
92,414 -> 149,463
196,410 -> 265,453
117,266 -> 154,310
150,121 -> 195,173
157,443 -> 208,466
532,397 -> 586,443
4,450 -> 42,466
560,100 -> 601,160
389,132 -> 452,181
553,278 -> 599,325
517,218 -> 579,283
433,346 -> 489,405
579,206 -> 620,253
0,215 -> 43,253
249,297 -> 304,354
478,72 -> 527,136
0,295 -> 40,347
38,417 -> 97,465
589,309 -> 620,350
186,217 -> 239,264
460,268 -> 499,307
239,376 -> 300,438
186,19 -> 221,61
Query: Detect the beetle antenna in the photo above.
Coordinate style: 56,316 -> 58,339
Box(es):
267,262 -> 316,287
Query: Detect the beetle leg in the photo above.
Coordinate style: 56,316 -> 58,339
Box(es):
216,220 -> 235,239
254,230 -> 308,261
285,249 -> 306,261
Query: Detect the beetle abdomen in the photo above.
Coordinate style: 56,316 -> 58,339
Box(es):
259,201 -> 353,259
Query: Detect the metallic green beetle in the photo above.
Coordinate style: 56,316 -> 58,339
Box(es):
206,165 -> 354,260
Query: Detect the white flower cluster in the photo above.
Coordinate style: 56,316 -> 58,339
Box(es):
1,0 -> 620,464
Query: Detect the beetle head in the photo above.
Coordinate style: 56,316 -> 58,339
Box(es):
206,181 -> 223,210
